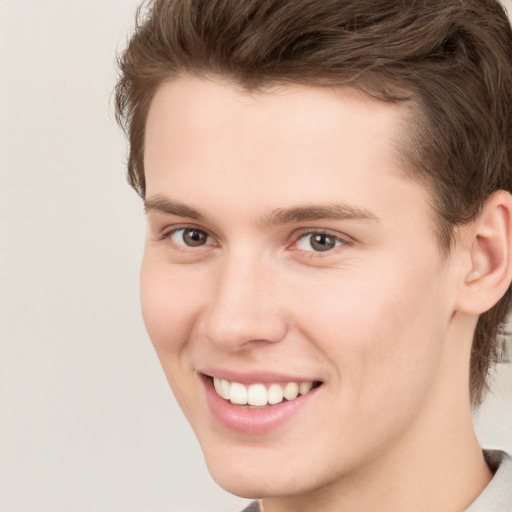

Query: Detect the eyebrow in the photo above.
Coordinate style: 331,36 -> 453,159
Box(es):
144,195 -> 207,220
263,203 -> 380,226
144,195 -> 380,225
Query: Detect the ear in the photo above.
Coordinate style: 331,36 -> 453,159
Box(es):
455,190 -> 512,314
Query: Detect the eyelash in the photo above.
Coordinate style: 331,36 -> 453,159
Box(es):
290,230 -> 349,255
160,226 -> 350,255
161,226 -> 216,251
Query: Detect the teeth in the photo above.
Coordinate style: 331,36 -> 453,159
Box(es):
213,377 -> 222,395
299,381 -> 313,395
283,382 -> 299,400
213,377 -> 231,399
212,377 -> 316,406
219,379 -> 230,400
267,383 -> 284,405
229,382 -> 247,405
247,384 -> 268,406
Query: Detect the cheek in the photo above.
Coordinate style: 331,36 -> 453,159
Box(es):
292,261 -> 451,408
140,254 -> 205,421
140,253 -> 200,356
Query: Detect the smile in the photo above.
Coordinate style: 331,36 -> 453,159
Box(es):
212,377 -> 318,407
202,373 -> 323,433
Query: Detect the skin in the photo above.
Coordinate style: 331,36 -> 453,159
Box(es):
141,76 -> 494,512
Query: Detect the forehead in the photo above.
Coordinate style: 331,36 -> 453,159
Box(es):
145,75 -> 406,170
143,75 -> 433,229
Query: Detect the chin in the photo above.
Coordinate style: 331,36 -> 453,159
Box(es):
208,466 -> 297,500
201,448 -> 271,498
200,443 -> 322,500
211,476 -> 267,500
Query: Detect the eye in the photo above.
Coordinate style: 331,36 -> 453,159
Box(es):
169,228 -> 211,247
295,232 -> 344,252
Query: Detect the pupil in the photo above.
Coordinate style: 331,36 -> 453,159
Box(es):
183,229 -> 207,246
311,234 -> 335,251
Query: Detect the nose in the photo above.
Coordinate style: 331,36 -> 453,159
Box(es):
199,251 -> 288,350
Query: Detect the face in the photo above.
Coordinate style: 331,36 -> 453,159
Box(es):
141,76 -> 463,499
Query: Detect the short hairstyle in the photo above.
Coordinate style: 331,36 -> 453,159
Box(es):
115,0 -> 512,405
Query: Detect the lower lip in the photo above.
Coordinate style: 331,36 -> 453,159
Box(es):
202,376 -> 320,434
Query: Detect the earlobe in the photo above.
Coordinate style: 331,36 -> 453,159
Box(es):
456,190 -> 512,314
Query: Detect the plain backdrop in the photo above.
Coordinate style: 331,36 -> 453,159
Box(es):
1,1 -> 511,511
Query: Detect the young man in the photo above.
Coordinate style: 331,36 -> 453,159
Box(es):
115,1 -> 512,510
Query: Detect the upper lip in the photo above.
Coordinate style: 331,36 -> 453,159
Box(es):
199,368 -> 322,385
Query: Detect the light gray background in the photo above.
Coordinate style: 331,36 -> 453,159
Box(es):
1,1 -> 511,511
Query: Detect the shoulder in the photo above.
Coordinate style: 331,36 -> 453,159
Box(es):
465,450 -> 512,511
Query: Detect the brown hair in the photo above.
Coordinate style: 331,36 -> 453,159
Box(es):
115,0 -> 512,405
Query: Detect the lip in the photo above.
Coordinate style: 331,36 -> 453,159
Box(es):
200,368 -> 320,385
200,373 -> 321,434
